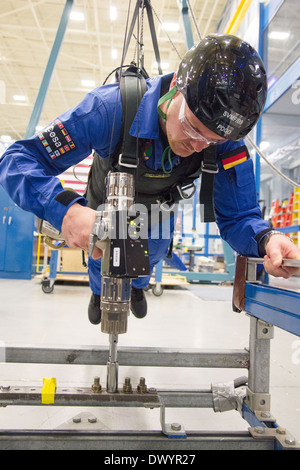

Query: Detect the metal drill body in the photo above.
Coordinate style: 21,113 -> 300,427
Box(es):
89,171 -> 150,392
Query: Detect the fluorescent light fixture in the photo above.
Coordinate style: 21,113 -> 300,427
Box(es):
81,79 -> 95,88
35,126 -> 44,132
152,61 -> 170,70
13,95 -> 26,101
110,6 -> 117,21
70,11 -> 85,21
269,31 -> 290,40
111,49 -> 118,60
259,141 -> 270,151
0,79 -> 5,104
268,76 -> 277,89
162,22 -> 180,32
1,135 -> 11,142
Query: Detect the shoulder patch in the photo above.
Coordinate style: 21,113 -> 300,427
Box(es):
220,145 -> 249,170
38,119 -> 76,160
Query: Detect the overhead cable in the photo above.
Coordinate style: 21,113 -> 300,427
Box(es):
246,136 -> 300,189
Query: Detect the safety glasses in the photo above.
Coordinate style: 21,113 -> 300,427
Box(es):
178,97 -> 226,145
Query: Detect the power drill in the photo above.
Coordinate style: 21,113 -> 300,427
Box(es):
89,171 -> 150,392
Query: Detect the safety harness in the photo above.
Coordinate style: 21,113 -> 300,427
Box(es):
86,67 -> 218,222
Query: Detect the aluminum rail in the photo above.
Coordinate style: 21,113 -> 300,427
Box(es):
2,345 -> 249,369
0,386 -> 215,409
0,429 -> 275,451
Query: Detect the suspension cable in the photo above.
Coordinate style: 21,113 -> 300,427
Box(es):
186,0 -> 202,41
148,1 -> 182,61
246,136 -> 300,189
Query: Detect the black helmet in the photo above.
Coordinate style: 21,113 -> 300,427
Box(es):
176,34 -> 267,141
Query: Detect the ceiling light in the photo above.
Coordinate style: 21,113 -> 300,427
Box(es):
81,79 -> 95,88
70,11 -> 85,21
260,141 -> 270,151
13,95 -> 26,101
268,76 -> 277,89
269,31 -> 290,40
152,61 -> 170,71
1,135 -> 12,142
162,22 -> 180,32
111,49 -> 118,60
0,79 -> 5,104
110,6 -> 117,21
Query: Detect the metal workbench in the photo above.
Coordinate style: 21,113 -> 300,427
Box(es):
0,256 -> 299,450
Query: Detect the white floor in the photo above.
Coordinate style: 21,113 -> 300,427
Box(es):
0,276 -> 299,445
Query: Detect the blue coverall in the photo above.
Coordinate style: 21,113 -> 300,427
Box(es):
0,73 -> 270,294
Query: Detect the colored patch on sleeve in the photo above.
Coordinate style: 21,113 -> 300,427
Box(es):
38,119 -> 76,160
221,145 -> 249,170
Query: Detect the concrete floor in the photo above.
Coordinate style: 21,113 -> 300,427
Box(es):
0,275 -> 299,446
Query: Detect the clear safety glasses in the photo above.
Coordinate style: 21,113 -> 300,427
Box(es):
178,97 -> 226,146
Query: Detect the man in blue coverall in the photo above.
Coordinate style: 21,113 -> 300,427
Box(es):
0,34 -> 299,325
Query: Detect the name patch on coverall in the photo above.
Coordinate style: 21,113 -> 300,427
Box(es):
38,119 -> 76,160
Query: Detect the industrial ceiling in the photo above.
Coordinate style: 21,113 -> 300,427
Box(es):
0,0 -> 299,194
0,0 -> 228,143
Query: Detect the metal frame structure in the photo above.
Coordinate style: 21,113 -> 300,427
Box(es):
0,256 -> 300,450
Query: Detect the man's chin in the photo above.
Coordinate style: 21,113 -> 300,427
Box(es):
170,141 -> 194,157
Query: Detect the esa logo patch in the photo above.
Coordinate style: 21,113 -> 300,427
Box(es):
38,119 -> 76,160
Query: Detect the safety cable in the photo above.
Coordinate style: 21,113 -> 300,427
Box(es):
121,0 -> 133,69
246,136 -> 300,189
148,2 -> 182,61
186,0 -> 202,40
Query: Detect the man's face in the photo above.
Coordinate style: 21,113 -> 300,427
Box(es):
165,92 -> 227,157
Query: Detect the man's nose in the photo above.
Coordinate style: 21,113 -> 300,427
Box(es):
190,139 -> 209,152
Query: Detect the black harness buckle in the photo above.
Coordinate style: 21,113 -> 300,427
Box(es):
118,154 -> 138,169
201,161 -> 219,174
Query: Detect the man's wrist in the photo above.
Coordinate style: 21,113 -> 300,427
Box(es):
261,230 -> 292,254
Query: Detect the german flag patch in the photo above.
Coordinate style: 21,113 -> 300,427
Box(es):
221,145 -> 249,170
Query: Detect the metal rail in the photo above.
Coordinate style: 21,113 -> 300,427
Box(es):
2,345 -> 249,369
0,430 -> 276,451
1,255 -> 299,449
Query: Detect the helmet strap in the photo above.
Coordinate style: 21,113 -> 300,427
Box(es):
157,86 -> 177,124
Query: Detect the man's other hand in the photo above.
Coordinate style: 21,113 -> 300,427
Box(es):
264,233 -> 300,278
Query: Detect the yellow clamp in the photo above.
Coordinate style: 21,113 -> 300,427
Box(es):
41,377 -> 57,404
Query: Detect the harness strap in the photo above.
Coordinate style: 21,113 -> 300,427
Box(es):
118,66 -> 147,168
199,146 -> 218,222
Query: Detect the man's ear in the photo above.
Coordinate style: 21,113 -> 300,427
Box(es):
169,73 -> 177,90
